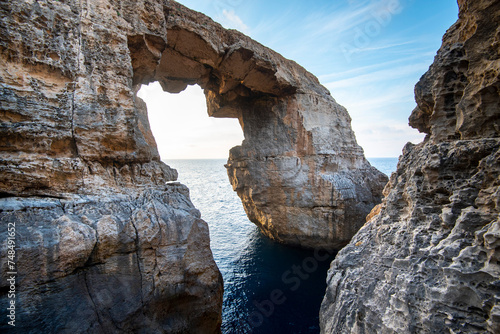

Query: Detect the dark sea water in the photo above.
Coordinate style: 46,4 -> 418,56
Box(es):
165,158 -> 398,334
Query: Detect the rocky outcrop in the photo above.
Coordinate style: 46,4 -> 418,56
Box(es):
0,187 -> 222,333
0,0 -> 223,332
320,0 -> 500,333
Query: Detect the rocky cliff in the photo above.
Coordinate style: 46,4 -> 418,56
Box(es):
320,0 -> 500,333
0,0 -> 223,332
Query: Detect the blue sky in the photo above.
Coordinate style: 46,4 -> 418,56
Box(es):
139,0 -> 459,158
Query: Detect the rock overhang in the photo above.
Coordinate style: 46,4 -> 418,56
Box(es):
124,0 -> 389,249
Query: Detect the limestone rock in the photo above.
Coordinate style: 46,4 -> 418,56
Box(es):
225,94 -> 388,249
0,0 -> 222,332
130,1 -> 387,249
0,185 -> 223,333
1,0 -> 385,252
151,2 -> 388,249
320,1 -> 500,333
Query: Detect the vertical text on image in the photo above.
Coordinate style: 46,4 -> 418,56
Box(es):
6,221 -> 17,327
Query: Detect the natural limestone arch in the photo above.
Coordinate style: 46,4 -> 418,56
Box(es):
0,0 -> 388,332
0,0 -> 386,250
128,2 -> 388,249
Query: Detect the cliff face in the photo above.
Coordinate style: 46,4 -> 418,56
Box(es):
0,188 -> 223,333
320,0 -> 500,333
0,0 -> 222,332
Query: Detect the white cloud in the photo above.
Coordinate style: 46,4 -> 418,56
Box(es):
353,120 -> 425,158
219,9 -> 249,33
356,40 -> 416,52
304,0 -> 400,39
318,51 -> 435,83
325,62 -> 429,91
303,3 -> 368,37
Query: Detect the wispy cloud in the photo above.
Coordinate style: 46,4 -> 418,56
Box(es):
353,119 -> 425,157
357,40 -> 416,52
218,9 -> 249,33
303,0 -> 404,39
349,89 -> 414,111
320,54 -> 412,81
318,51 -> 436,84
325,62 -> 429,91
304,1 -> 378,37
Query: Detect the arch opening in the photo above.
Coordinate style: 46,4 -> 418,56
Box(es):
137,80 -> 260,332
136,82 -> 244,160
126,5 -> 388,329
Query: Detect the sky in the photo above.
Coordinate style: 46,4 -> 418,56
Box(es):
138,0 -> 459,159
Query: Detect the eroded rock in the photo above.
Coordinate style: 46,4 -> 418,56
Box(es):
0,186 -> 223,333
2,0 -> 386,251
320,1 -> 500,332
0,0 -> 222,332
157,2 -> 388,249
1,0 -> 386,331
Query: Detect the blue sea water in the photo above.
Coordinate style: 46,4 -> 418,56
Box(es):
367,157 -> 399,177
165,158 -> 398,334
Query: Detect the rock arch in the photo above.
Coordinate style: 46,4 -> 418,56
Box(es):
0,0 -> 386,249
0,0 -> 388,331
128,2 -> 388,249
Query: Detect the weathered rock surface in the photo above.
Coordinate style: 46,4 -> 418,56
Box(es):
153,2 -> 387,250
1,0 -> 385,254
320,0 -> 500,333
0,186 -> 222,333
225,91 -> 388,249
0,0 -> 223,332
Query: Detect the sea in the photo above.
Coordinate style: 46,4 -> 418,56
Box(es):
165,158 -> 398,334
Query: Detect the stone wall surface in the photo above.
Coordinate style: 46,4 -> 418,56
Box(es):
320,0 -> 500,333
